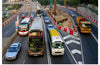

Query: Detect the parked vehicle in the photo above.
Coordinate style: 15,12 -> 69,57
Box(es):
5,42 -> 21,60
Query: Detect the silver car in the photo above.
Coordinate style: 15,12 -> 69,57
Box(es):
44,17 -> 50,23
5,42 -> 21,60
48,24 -> 55,30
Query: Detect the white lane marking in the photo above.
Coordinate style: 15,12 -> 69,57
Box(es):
91,32 -> 98,43
71,49 -> 81,55
65,40 -> 80,45
23,59 -> 25,64
63,35 -> 80,40
78,32 -> 85,64
78,61 -> 83,64
58,34 -> 78,64
41,16 -> 51,64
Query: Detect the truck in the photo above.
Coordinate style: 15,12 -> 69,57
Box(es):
76,16 -> 91,33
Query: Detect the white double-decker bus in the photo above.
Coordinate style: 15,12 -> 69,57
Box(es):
18,18 -> 30,36
49,29 -> 64,55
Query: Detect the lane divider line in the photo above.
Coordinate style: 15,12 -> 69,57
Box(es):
41,16 -> 51,64
91,32 -> 98,43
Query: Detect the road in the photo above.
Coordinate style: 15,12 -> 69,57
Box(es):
2,2 -> 48,64
2,7 -> 76,64
2,1 -> 98,64
57,7 -> 98,64
2,4 -> 29,48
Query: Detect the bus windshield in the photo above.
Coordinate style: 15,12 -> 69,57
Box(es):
81,24 -> 91,28
37,10 -> 41,14
29,38 -> 43,52
19,23 -> 28,31
52,42 -> 64,48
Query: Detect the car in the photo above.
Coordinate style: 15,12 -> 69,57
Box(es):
21,14 -> 25,19
5,42 -> 21,60
36,14 -> 41,18
42,13 -> 46,16
44,17 -> 50,23
70,14 -> 76,17
31,13 -> 34,20
70,11 -> 74,14
48,24 -> 55,30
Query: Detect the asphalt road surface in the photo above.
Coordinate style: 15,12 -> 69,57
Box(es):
58,7 -> 98,64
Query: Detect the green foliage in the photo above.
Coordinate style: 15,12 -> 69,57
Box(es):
8,4 -> 22,10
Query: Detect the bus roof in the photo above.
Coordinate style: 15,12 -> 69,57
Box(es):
29,17 -> 43,32
49,29 -> 63,42
51,36 -> 63,43
21,18 -> 30,23
49,29 -> 60,37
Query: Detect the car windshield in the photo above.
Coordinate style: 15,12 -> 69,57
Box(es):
81,24 -> 91,28
8,47 -> 17,52
18,23 -> 28,31
52,42 -> 64,48
49,26 -> 53,28
45,18 -> 49,20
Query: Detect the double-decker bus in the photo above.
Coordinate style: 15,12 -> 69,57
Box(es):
49,29 -> 64,55
28,17 -> 44,56
18,18 -> 30,36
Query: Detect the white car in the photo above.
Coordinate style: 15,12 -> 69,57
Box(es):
48,24 -> 55,30
5,42 -> 21,60
44,17 -> 50,23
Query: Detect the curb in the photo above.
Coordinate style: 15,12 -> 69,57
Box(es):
2,32 -> 18,57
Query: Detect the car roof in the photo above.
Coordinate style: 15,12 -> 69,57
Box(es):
45,17 -> 49,18
48,24 -> 53,26
10,43 -> 20,47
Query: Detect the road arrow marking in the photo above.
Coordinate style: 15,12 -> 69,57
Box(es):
71,49 -> 81,55
65,40 -> 80,45
63,35 -> 80,40
78,61 -> 83,64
